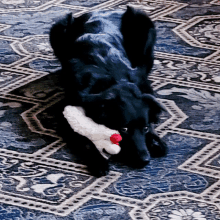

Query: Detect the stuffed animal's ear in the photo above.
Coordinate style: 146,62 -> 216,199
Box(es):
142,94 -> 166,123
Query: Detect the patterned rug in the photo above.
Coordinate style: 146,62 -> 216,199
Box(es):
0,0 -> 220,219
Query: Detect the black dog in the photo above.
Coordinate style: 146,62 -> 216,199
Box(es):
50,6 -> 167,177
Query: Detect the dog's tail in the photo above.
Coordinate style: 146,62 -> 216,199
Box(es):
121,6 -> 156,72
49,13 -> 73,62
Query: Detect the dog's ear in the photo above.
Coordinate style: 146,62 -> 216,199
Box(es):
142,94 -> 166,123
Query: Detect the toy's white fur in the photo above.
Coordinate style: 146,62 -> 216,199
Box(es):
63,106 -> 121,159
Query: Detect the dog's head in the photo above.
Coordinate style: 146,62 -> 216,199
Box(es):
82,82 -> 165,167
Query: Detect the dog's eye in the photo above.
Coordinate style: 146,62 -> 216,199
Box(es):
144,127 -> 149,133
121,128 -> 128,133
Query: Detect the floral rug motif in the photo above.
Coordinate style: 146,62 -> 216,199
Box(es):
0,0 -> 220,219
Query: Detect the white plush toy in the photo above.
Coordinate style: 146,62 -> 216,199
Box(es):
63,106 -> 122,159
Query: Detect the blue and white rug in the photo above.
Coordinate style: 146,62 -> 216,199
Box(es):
0,0 -> 220,219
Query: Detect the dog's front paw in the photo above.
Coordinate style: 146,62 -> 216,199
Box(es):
148,138 -> 167,158
88,159 -> 109,177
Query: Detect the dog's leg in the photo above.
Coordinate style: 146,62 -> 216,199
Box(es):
66,132 -> 110,177
83,142 -> 110,177
136,71 -> 154,94
49,12 -> 91,63
49,13 -> 74,62
54,101 -> 110,177
63,130 -> 110,177
145,124 -> 167,158
121,6 -> 156,71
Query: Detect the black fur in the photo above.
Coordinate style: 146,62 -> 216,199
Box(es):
50,6 -> 167,177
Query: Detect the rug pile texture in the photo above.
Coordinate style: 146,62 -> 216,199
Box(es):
0,0 -> 220,219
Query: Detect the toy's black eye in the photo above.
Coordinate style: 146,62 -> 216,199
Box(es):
121,128 -> 128,133
144,127 -> 149,133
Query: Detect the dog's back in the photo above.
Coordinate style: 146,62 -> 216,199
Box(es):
50,10 -> 124,63
50,6 -> 155,71
50,7 -> 156,99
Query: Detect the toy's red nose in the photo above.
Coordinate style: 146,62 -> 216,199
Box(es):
110,134 -> 122,145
